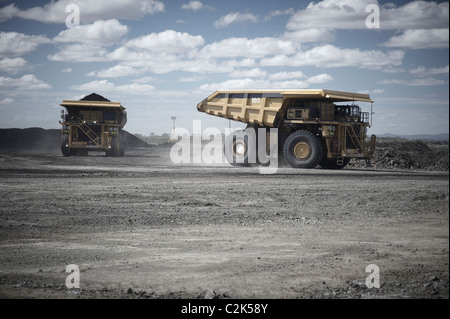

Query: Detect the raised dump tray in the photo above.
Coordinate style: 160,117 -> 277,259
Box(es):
197,89 -> 373,127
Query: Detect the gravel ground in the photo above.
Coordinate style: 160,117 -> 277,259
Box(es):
0,146 -> 448,299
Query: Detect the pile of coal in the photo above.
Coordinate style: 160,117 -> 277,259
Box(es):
348,138 -> 449,171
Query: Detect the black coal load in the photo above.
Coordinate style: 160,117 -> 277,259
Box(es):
80,93 -> 110,102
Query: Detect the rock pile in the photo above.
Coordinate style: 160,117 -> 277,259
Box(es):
348,138 -> 449,171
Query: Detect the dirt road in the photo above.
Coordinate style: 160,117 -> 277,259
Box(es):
0,147 -> 448,299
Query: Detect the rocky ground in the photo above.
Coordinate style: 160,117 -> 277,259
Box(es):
348,138 -> 449,172
0,129 -> 448,300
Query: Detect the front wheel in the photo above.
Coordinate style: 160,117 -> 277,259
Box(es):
106,133 -> 124,157
283,131 -> 323,168
61,135 -> 74,157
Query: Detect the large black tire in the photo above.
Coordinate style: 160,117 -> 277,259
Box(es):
106,132 -> 125,157
283,131 -> 323,168
319,157 -> 350,169
61,135 -> 73,157
224,130 -> 256,166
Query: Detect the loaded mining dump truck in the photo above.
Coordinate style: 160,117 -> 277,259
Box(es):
197,89 -> 376,169
59,93 -> 126,157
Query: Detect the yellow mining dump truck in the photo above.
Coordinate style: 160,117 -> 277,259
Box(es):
59,93 -> 127,157
197,89 -> 376,169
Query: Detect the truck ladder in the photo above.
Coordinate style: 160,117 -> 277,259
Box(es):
77,120 -> 101,146
345,125 -> 363,151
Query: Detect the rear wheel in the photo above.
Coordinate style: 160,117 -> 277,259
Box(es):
283,131 -> 323,168
224,130 -> 256,166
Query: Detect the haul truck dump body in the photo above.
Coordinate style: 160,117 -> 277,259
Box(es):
59,94 -> 127,157
197,89 -> 376,169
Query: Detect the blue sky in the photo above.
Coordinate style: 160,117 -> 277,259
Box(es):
0,0 -> 448,136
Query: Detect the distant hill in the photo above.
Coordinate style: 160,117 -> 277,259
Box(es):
377,133 -> 449,141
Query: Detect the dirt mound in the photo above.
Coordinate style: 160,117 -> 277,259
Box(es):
348,138 -> 449,171
0,128 -> 150,151
121,131 -> 152,148
0,128 -> 61,151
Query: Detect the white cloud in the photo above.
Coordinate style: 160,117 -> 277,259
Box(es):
307,73 -> 333,84
381,67 -> 406,74
378,79 -> 407,85
408,78 -> 446,86
0,4 -> 18,22
173,59 -> 234,74
199,78 -> 310,91
48,44 -> 110,62
224,58 -> 257,68
0,97 -> 14,105
0,74 -> 51,90
223,70 -> 327,87
284,1 -> 448,49
268,71 -> 305,81
101,47 -> 234,74
71,80 -> 155,95
286,0 -> 374,31
229,68 -> 267,78
181,1 -> 214,12
199,37 -> 298,59
88,65 -> 145,78
286,0 -> 449,31
0,0 -> 164,23
382,29 -> 449,49
268,8 -> 295,18
0,32 -> 49,58
125,30 -> 204,53
262,8 -> 295,22
379,1 -> 449,30
378,78 -> 446,86
410,65 -> 449,76
0,57 -> 27,74
61,68 -> 72,73
133,76 -> 161,83
179,75 -> 205,82
358,89 -> 385,95
282,28 -> 335,43
53,19 -> 128,46
261,44 -> 405,70
213,12 -> 259,28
